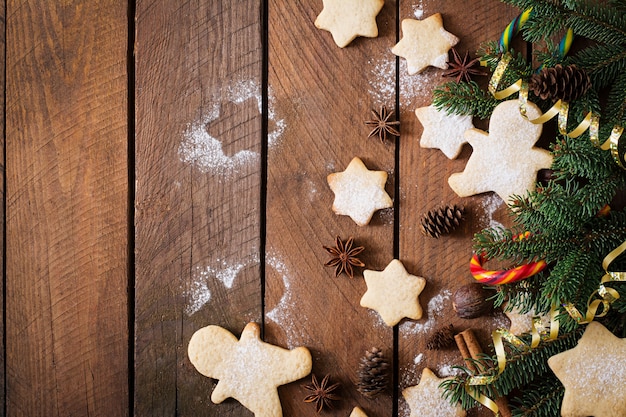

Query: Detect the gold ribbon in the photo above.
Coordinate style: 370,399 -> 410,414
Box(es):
488,53 -> 626,168
464,305 -> 560,415
564,239 -> 626,323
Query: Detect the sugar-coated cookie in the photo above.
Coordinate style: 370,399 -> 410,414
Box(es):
327,157 -> 393,226
548,322 -> 626,417
392,14 -> 459,75
403,368 -> 466,417
448,100 -> 553,202
188,322 -> 312,417
360,259 -> 426,326
315,0 -> 384,48
416,104 -> 474,159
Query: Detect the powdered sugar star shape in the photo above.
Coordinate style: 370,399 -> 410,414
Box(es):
327,157 -> 392,226
392,14 -> 459,75
314,0 -> 384,48
448,100 -> 553,202
416,104 -> 474,159
403,368 -> 466,417
188,322 -> 312,417
360,259 -> 426,326
548,322 -> 626,417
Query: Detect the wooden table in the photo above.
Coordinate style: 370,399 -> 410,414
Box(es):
6,1 -> 523,416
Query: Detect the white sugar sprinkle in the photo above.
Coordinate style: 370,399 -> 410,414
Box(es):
481,193 -> 505,229
185,280 -> 211,316
179,79 -> 284,176
412,1 -> 424,19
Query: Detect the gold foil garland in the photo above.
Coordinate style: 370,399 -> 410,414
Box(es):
488,52 -> 626,169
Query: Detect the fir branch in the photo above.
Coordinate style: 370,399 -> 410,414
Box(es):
432,81 -> 500,119
570,43 -> 626,89
606,70 -> 626,125
566,3 -> 626,45
510,374 -> 564,417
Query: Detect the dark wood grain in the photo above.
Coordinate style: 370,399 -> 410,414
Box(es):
5,1 -> 129,416
0,1 -> 5,414
134,1 -> 263,415
266,1 -> 397,416
397,2 -> 519,416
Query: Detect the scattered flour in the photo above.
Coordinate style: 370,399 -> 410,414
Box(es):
265,254 -> 310,348
414,353 -> 424,364
184,257 -> 253,316
412,1 -> 424,19
368,57 -> 396,106
179,79 -> 284,176
437,363 -> 463,378
185,280 -> 211,316
401,289 -> 451,336
480,193 -> 505,229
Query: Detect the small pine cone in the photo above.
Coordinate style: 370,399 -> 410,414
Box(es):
420,204 -> 465,238
356,347 -> 389,397
426,324 -> 455,350
529,64 -> 591,102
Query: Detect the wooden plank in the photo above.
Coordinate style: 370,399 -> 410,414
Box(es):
397,1 -> 518,416
266,1 -> 396,416
5,1 -> 129,416
0,0 -> 5,414
134,0 -> 263,415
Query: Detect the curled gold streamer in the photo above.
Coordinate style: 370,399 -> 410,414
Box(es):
563,239 -> 626,323
465,305 -> 560,414
488,53 -> 626,168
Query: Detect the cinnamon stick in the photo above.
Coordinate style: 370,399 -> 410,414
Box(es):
454,328 -> 512,417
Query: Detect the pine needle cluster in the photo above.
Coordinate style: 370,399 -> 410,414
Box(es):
435,2 -> 626,416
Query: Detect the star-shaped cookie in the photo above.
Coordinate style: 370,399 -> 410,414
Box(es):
504,303 -> 550,335
327,157 -> 393,226
314,0 -> 384,48
360,259 -> 426,326
350,406 -> 369,417
448,100 -> 553,202
391,14 -> 459,75
188,322 -> 312,417
548,322 -> 626,417
403,368 -> 466,417
416,104 -> 474,159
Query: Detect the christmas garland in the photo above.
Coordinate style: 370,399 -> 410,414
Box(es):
434,1 -> 626,416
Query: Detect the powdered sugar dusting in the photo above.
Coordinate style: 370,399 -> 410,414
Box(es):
265,254 -> 310,348
401,289 -> 451,336
414,353 -> 424,364
400,67 -> 440,110
480,193 -> 505,229
185,280 -> 211,316
179,79 -> 284,175
437,363 -> 463,378
368,57 -> 396,106
412,1 -> 424,19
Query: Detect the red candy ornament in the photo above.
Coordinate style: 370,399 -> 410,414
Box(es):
470,232 -> 547,285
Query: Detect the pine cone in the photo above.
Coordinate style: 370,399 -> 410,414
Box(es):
529,64 -> 591,102
356,347 -> 389,397
420,205 -> 465,238
426,324 -> 455,350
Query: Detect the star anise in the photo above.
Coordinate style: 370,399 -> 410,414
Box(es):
303,374 -> 341,413
442,48 -> 485,83
323,236 -> 365,279
365,105 -> 400,143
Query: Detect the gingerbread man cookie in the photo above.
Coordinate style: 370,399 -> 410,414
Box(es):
448,100 -> 553,202
188,322 -> 312,417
